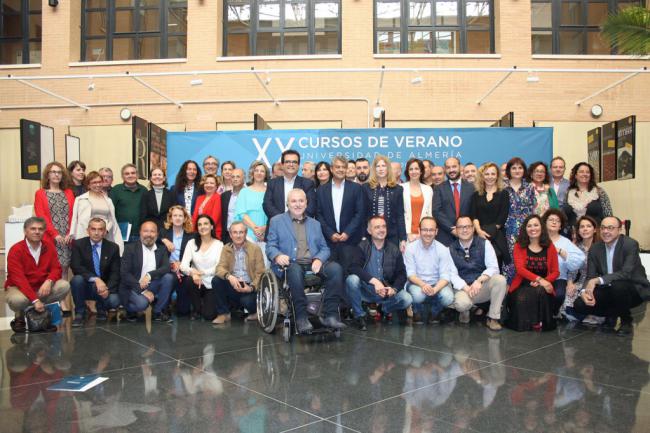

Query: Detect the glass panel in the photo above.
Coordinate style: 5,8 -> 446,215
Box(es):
256,31 -> 281,54
560,1 -> 583,26
85,11 -> 107,36
436,1 -> 457,25
1,14 -> 22,37
138,36 -> 160,58
0,40 -> 23,63
285,2 -> 307,27
2,0 -> 22,14
283,31 -> 308,54
467,29 -> 490,53
376,1 -> 400,28
409,1 -> 432,26
376,30 -> 400,53
434,30 -> 457,53
314,2 -> 338,29
115,0 -> 135,7
587,30 -> 610,54
169,0 -> 187,4
85,0 -> 106,8
258,1 -> 280,27
531,30 -> 552,54
618,0 -> 641,11
227,4 -> 250,31
587,1 -> 608,26
314,31 -> 338,53
29,0 -> 41,11
29,14 -> 41,38
167,7 -> 187,32
28,40 -> 40,62
466,1 -> 490,27
115,10 -> 134,32
407,31 -> 432,53
139,8 -> 160,31
531,2 -> 551,28
139,0 -> 159,6
167,35 -> 186,57
227,32 -> 250,55
559,30 -> 583,54
84,38 -> 107,60
112,37 -> 135,59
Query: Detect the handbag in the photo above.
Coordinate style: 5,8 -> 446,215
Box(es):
24,306 -> 56,333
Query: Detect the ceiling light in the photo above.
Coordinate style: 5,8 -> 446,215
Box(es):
190,78 -> 203,86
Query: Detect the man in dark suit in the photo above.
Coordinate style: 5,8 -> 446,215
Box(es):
432,157 -> 475,246
263,150 -> 316,232
70,218 -> 121,326
316,155 -> 365,259
574,216 -> 649,335
550,156 -> 570,207
220,168 -> 245,244
120,220 -> 174,322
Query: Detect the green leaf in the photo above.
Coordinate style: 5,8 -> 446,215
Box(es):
601,6 -> 650,56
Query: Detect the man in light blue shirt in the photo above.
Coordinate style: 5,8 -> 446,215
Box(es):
404,217 -> 455,324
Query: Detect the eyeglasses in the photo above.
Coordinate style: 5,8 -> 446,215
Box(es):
49,170 -> 63,175
601,225 -> 620,231
546,218 -> 561,223
284,160 -> 299,165
420,228 -> 436,233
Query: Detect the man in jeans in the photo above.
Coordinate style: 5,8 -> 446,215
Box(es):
345,216 -> 412,330
448,216 -> 507,331
404,217 -> 455,324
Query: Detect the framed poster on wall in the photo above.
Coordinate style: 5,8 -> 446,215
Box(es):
587,127 -> 601,182
149,123 -> 167,174
616,115 -> 635,180
20,119 -> 41,180
132,116 -> 149,180
601,121 -> 617,182
40,125 -> 55,170
65,134 -> 80,165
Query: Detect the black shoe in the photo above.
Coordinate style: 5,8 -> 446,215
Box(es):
296,317 -> 314,334
125,313 -> 138,323
61,310 -> 72,318
10,318 -> 26,333
320,315 -> 347,330
351,316 -> 367,331
413,313 -> 424,325
190,312 -> 201,321
72,316 -> 84,327
95,310 -> 108,321
601,316 -> 617,331
153,312 -> 173,323
617,321 -> 633,336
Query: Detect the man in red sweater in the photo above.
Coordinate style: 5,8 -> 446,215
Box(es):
5,217 -> 70,333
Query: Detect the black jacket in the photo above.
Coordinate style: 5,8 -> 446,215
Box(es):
361,183 -> 407,244
140,187 -> 175,230
70,237 -> 121,293
316,180 -> 365,246
120,242 -> 171,296
220,190 -> 234,244
345,239 -> 407,291
159,227 -> 193,263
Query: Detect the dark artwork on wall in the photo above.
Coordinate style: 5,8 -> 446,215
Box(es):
132,116 -> 149,180
616,115 -> 635,180
601,121 -> 617,182
149,123 -> 167,174
20,119 -> 41,180
587,127 -> 601,182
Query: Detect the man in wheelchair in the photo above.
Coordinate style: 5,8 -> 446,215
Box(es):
266,189 -> 347,334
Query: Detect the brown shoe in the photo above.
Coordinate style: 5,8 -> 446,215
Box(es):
212,313 -> 231,325
486,318 -> 502,331
245,313 -> 258,322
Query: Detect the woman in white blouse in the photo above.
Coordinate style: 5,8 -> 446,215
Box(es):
180,214 -> 224,322
401,158 -> 433,243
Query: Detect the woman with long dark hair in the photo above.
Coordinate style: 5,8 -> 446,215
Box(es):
67,160 -> 87,197
528,161 -> 559,216
173,160 -> 202,216
401,158 -> 432,242
563,162 -> 613,228
506,214 -> 559,331
314,161 -> 332,188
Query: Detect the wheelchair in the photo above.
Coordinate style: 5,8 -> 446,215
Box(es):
256,267 -> 342,342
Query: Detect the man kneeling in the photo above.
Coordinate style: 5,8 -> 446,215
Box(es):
448,216 -> 506,331
345,216 -> 412,330
5,217 -> 70,333
266,189 -> 346,334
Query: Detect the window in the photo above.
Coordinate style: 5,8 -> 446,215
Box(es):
81,0 -> 187,61
0,0 -> 41,64
224,0 -> 341,56
374,0 -> 494,54
532,0 -> 645,55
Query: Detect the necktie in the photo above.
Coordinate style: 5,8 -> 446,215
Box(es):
92,244 -> 101,277
453,183 -> 460,219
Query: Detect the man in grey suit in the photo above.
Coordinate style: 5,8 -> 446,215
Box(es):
550,156 -> 570,207
574,216 -> 649,335
432,157 -> 475,246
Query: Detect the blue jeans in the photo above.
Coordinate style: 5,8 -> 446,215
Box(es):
407,283 -> 454,317
345,275 -> 412,318
126,273 -> 174,314
70,275 -> 120,316
281,262 -> 344,320
213,277 -> 257,315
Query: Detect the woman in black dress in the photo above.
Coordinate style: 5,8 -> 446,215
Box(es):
471,162 -> 510,268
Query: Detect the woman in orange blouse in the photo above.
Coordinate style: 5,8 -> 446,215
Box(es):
192,174 -> 223,240
401,158 -> 433,243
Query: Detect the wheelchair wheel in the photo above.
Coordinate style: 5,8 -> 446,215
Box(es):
257,270 -> 280,334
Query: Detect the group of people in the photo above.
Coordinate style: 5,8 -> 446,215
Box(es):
5,150 -> 649,336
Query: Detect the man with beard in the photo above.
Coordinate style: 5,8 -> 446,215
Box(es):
432,157 -> 475,246
355,158 -> 370,184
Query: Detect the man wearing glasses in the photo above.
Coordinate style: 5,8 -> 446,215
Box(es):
448,216 -> 506,331
573,216 -> 649,336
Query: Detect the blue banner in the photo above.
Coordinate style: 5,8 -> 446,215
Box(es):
167,128 -> 553,179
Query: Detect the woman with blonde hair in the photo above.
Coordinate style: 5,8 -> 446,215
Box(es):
470,162 -> 510,267
235,161 -> 269,263
160,205 -> 194,316
362,155 -> 407,250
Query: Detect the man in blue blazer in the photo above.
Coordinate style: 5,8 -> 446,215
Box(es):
263,150 -> 316,234
432,157 -> 475,246
316,156 -> 365,259
266,189 -> 346,334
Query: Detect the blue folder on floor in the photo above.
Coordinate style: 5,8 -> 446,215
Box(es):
47,375 -> 108,392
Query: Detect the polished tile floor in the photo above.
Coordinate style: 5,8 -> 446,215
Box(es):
1,306 -> 650,433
